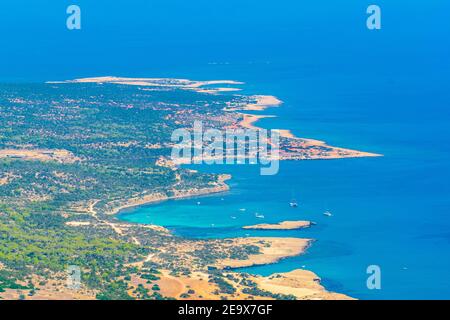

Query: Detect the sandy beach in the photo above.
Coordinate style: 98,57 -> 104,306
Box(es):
242,95 -> 283,111
250,269 -> 354,300
243,220 -> 312,230
138,237 -> 353,300
52,77 -> 244,95
217,237 -> 312,269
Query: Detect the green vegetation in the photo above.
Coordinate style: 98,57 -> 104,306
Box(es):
0,204 -> 145,297
0,81 -> 295,300
0,82 -> 237,298
208,270 -> 236,295
0,83 -> 233,215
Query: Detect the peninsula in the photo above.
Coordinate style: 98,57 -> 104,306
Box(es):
0,76 -> 376,300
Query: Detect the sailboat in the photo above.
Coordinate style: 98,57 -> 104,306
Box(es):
290,190 -> 299,208
255,213 -> 265,219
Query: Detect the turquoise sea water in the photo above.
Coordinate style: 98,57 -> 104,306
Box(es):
1,0 -> 449,299
118,56 -> 450,299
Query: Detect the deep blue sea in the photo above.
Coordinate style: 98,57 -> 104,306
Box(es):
1,0 -> 449,299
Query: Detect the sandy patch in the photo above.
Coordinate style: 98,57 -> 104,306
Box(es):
65,221 -> 92,227
51,77 -> 244,95
243,221 -> 311,230
217,237 -> 311,269
0,274 -> 97,300
243,95 -> 283,111
0,149 -> 80,163
251,269 -> 354,300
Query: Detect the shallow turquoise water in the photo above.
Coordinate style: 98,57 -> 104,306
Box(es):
117,2 -> 450,297
119,154 -> 450,299
118,27 -> 450,298
118,44 -> 450,299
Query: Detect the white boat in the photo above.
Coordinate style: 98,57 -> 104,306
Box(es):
255,213 -> 265,219
239,208 -> 246,212
323,210 -> 333,217
230,216 -> 237,220
197,201 -> 201,205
